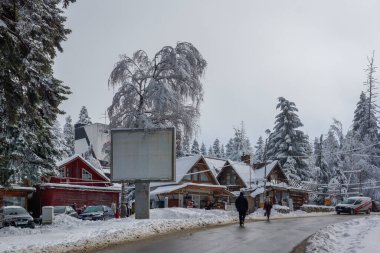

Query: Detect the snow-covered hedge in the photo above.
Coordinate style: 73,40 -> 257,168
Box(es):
300,204 -> 335,213
273,204 -> 290,213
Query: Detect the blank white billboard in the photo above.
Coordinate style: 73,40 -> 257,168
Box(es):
111,128 -> 175,182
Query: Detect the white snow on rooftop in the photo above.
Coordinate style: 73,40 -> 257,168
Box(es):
204,157 -> 227,176
252,161 -> 279,180
40,183 -> 120,192
56,154 -> 109,181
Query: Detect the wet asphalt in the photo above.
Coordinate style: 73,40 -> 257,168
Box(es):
95,214 -> 361,253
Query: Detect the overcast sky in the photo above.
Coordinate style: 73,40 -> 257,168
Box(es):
54,0 -> 380,148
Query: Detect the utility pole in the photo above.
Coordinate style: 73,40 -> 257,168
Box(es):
359,171 -> 362,195
263,129 -> 271,198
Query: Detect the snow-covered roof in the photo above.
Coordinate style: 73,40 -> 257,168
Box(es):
39,183 -> 120,192
151,154 -> 220,188
228,160 -> 254,188
150,182 -> 227,197
250,187 -> 264,198
0,185 -> 36,191
252,160 -> 280,180
204,157 -> 227,176
56,154 -> 110,182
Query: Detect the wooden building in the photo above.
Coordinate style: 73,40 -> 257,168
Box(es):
0,185 -> 35,209
150,155 -> 233,209
31,155 -> 120,217
217,159 -> 309,211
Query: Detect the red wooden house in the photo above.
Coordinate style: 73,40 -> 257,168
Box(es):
31,155 -> 120,217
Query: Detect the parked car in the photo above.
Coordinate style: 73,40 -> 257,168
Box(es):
336,196 -> 372,215
0,206 -> 35,228
79,205 -> 114,221
53,206 -> 79,218
372,200 -> 380,212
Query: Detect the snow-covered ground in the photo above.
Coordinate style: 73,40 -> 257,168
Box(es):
0,208 -> 333,253
306,216 -> 380,253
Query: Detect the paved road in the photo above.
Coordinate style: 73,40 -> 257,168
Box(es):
96,215 -> 360,253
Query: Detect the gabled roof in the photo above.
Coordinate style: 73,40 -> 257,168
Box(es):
218,160 -> 284,188
150,155 -> 219,188
56,154 -> 110,182
252,160 -> 281,180
226,160 -> 253,188
204,157 -> 227,176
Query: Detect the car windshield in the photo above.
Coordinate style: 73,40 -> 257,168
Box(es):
4,207 -> 28,215
342,199 -> 356,204
84,206 -> 103,213
54,206 -> 66,214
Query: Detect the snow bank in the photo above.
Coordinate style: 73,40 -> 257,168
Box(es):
301,205 -> 335,213
0,209 -> 236,253
306,216 -> 380,253
0,208 -> 334,253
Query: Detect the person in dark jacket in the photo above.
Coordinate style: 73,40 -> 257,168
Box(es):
264,197 -> 273,221
235,192 -> 248,226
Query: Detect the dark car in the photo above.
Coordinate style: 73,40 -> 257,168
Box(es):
53,206 -> 79,218
79,205 -> 114,221
372,200 -> 380,212
0,206 -> 35,228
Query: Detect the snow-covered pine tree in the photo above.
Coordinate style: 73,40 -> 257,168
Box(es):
225,139 -> 234,160
225,122 -> 253,161
267,97 -> 310,180
51,121 -> 66,162
191,140 -> 200,154
63,116 -> 75,158
353,92 -> 370,140
200,142 -> 207,155
363,51 -> 379,140
213,138 -> 221,158
253,136 -> 264,163
208,146 -> 214,157
314,135 -> 329,184
77,106 -> 92,125
0,0 -> 74,185
182,135 -> 191,155
107,42 -> 207,153
220,144 -> 225,158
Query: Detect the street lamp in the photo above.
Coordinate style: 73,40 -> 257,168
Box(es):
263,129 -> 271,198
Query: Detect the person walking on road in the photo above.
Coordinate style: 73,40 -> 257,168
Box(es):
235,192 -> 248,226
264,197 -> 273,221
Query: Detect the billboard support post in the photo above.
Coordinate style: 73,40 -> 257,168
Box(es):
135,182 -> 150,219
121,180 -> 127,218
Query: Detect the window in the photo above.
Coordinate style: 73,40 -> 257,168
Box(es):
201,171 -> 209,182
82,169 -> 92,180
58,167 -> 65,177
193,169 -> 199,181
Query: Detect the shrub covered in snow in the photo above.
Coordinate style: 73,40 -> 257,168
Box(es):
300,204 -> 335,213
273,204 -> 290,213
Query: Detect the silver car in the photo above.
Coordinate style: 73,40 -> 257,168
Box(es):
0,206 -> 35,229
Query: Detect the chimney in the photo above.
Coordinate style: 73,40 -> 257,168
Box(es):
240,153 -> 251,165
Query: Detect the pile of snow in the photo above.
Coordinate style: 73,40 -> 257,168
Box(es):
0,208 -> 236,253
0,208 -> 335,253
273,204 -> 290,213
306,216 -> 380,253
301,204 -> 335,213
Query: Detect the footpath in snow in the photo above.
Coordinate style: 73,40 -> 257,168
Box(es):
306,215 -> 380,253
0,208 -> 333,253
